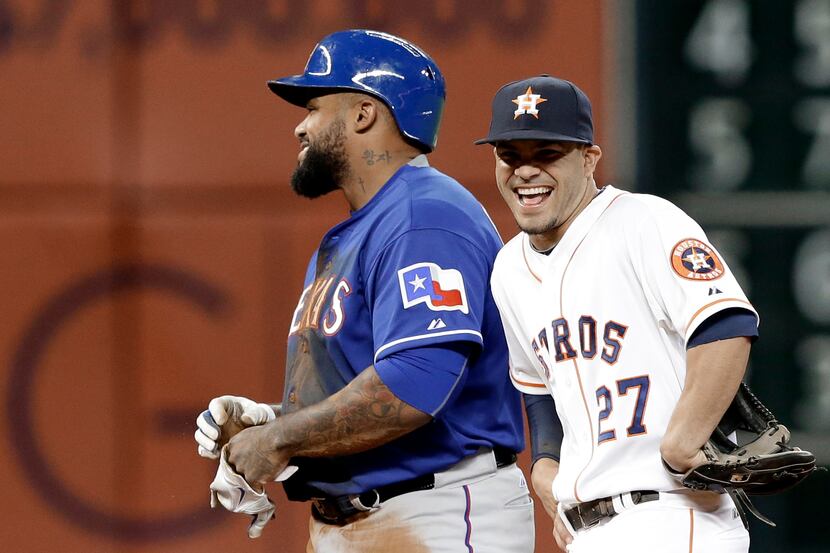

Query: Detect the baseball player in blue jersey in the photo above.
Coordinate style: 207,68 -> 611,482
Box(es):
194,30 -> 534,552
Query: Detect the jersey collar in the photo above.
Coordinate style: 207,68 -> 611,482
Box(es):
407,154 -> 430,167
523,185 -> 626,270
554,185 -> 625,253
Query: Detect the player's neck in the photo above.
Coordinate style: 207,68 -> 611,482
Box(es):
341,143 -> 423,211
528,181 -> 600,251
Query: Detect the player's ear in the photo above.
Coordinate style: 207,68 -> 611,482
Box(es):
583,144 -> 602,175
352,97 -> 379,134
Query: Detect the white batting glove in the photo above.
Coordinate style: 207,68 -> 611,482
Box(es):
210,446 -> 277,538
195,395 -> 276,459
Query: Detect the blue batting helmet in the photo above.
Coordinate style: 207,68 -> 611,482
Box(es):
267,29 -> 446,152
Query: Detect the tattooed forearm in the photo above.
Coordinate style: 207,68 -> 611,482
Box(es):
275,366 -> 431,458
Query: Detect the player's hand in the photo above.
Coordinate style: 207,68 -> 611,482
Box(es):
531,458 -> 572,550
210,445 -> 279,539
660,434 -> 709,474
553,511 -> 573,552
195,395 -> 277,459
227,421 -> 293,485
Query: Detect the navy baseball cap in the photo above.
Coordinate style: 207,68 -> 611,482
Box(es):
475,75 -> 593,145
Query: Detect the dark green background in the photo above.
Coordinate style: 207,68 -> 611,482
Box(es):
636,2 -> 829,551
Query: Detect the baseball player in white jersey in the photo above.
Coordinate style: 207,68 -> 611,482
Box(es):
476,75 -> 759,552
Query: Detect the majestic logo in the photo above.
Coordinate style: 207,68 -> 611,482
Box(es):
398,262 -> 469,314
671,239 -> 725,281
513,86 -> 547,119
427,318 -> 447,330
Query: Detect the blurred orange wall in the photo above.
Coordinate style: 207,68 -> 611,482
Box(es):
0,2 -> 607,551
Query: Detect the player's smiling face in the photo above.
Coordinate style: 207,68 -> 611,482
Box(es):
494,140 -> 601,249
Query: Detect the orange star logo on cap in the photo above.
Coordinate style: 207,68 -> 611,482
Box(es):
512,86 -> 547,119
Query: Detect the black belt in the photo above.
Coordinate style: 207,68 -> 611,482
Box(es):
564,490 -> 659,531
311,448 -> 517,526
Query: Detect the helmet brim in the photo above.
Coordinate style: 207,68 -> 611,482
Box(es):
267,78 -> 347,107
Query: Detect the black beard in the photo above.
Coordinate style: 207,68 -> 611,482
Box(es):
290,120 -> 349,199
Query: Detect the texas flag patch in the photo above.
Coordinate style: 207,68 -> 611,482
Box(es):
397,262 -> 469,314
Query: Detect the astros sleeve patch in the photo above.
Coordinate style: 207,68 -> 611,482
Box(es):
670,238 -> 725,281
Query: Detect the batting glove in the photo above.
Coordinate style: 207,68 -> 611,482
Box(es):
195,395 -> 276,459
210,445 -> 277,538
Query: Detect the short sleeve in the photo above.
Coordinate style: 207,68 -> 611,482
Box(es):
506,324 -> 549,395
490,253 -> 550,395
627,199 -> 758,344
368,228 -> 489,363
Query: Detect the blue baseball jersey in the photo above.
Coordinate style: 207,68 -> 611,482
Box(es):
282,159 -> 524,497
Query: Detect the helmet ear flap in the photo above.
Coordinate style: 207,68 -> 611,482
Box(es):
266,29 -> 446,152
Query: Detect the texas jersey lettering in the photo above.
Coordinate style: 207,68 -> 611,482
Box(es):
290,275 -> 353,336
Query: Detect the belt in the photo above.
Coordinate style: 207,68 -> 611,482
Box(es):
564,490 -> 659,531
311,447 -> 517,526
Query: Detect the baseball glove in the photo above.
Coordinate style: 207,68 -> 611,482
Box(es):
664,382 -> 820,527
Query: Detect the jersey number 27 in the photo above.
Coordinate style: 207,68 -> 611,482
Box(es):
595,375 -> 650,444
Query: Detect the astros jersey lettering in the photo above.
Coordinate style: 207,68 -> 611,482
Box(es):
283,159 -> 524,497
491,185 -> 758,506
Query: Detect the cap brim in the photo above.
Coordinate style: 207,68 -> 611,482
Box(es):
474,129 -> 592,145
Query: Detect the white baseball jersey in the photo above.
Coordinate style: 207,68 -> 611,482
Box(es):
491,185 -> 758,507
